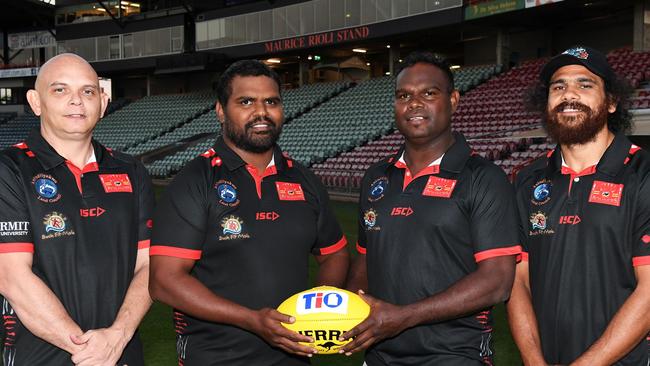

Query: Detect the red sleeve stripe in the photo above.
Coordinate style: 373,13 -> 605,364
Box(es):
356,242 -> 366,255
137,240 -> 150,249
474,245 -> 522,263
0,243 -> 34,253
520,252 -> 529,262
150,245 -> 202,260
632,256 -> 650,267
319,236 -> 347,255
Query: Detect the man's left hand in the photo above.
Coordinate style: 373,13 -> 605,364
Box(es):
70,327 -> 129,366
338,291 -> 409,355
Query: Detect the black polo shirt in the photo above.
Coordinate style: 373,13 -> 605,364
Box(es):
515,132 -> 650,365
150,136 -> 346,366
0,128 -> 153,365
357,133 -> 521,366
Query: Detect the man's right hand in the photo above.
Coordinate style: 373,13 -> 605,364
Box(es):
246,308 -> 318,357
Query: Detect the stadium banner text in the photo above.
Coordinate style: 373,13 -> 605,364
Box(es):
264,26 -> 370,54
465,0 -> 524,19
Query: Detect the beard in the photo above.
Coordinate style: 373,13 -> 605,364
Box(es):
544,101 -> 609,146
222,115 -> 282,153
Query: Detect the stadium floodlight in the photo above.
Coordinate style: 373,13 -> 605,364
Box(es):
307,55 -> 313,60
386,45 -> 391,48
314,55 -> 321,61
353,48 -> 367,53
450,65 -> 461,70
267,58 -> 281,64
366,62 -> 370,66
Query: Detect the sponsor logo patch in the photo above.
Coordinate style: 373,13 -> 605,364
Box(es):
42,212 -> 75,239
276,182 -> 305,201
0,221 -> 30,237
531,180 -> 552,205
99,174 -> 132,193
219,215 -> 250,241
215,181 -> 239,207
80,207 -> 106,217
422,176 -> 456,198
588,181 -> 623,207
562,46 -> 589,60
391,207 -> 413,217
297,290 -> 349,315
529,211 -> 555,236
368,177 -> 388,202
256,211 -> 280,221
559,215 -> 581,225
32,174 -> 61,203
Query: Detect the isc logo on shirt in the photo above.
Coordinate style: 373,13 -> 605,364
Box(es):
297,291 -> 349,315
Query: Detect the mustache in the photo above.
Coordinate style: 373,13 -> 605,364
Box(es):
551,101 -> 592,114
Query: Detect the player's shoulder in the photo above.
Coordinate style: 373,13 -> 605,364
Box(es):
625,144 -> 650,175
0,142 -> 32,169
464,154 -> 512,184
513,153 -> 550,187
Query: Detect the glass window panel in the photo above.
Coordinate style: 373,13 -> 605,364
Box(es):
361,0 -> 376,24
232,15 -> 246,44
246,13 -> 260,42
376,0 -> 390,21
223,17 -> 234,46
109,35 -> 120,59
172,26 -> 183,52
133,31 -> 145,57
122,33 -> 133,58
313,0 -> 329,32
409,0 -> 426,14
273,8 -> 287,39
259,10 -> 273,41
300,3 -> 314,34
196,22 -> 208,48
286,5 -> 300,36
330,0 -> 345,29
345,0 -> 361,26
392,0 -> 408,18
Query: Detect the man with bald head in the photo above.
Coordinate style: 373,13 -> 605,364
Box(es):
0,53 -> 153,365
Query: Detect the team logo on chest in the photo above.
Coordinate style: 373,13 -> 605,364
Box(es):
588,181 -> 624,207
215,180 -> 240,207
219,215 -> 250,241
529,211 -> 555,236
99,174 -> 132,193
276,182 -> 305,201
32,174 -> 61,203
531,180 -> 552,206
422,176 -> 456,198
42,212 -> 76,240
363,209 -> 380,231
368,177 -> 388,202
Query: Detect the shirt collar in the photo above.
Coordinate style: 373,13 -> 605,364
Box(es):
25,128 -> 104,171
548,132 -> 631,177
213,135 -> 287,173
389,132 -> 471,174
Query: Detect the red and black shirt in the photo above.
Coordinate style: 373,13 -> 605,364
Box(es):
150,136 -> 346,366
357,133 -> 521,366
515,132 -> 650,365
0,128 -> 153,365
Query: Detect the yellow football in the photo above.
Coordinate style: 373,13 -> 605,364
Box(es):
277,286 -> 370,354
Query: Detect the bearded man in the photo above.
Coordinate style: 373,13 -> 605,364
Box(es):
148,60 -> 349,366
507,46 -> 650,365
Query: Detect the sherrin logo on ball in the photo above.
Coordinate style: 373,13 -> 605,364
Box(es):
277,286 -> 370,354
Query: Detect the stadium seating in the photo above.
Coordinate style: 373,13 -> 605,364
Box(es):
145,137 -> 217,177
0,113 -> 40,149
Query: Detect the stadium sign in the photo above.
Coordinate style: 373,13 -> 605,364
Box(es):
8,31 -> 56,50
264,26 -> 370,54
0,67 -> 39,79
465,0 -> 524,20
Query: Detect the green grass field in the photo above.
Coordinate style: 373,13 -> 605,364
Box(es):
141,190 -> 521,365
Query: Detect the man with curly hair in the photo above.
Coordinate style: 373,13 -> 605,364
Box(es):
508,46 -> 650,365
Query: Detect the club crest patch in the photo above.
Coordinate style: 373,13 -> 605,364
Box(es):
276,182 -> 305,201
42,212 -> 75,240
422,176 -> 456,198
219,215 -> 250,241
368,177 -> 388,202
32,174 -> 61,203
363,208 -> 380,231
529,211 -> 555,236
531,180 -> 552,205
588,181 -> 623,207
99,174 -> 132,193
215,181 -> 239,207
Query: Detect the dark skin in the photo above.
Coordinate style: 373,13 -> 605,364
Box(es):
341,62 -> 517,355
149,75 -> 350,357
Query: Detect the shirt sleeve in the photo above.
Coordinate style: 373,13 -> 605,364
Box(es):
0,156 -> 33,253
514,171 -> 532,262
632,171 -> 650,266
306,170 -> 346,256
150,159 -> 208,260
470,164 -> 522,262
135,160 -> 154,249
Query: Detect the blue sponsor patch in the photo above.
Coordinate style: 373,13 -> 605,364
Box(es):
369,178 -> 388,201
217,183 -> 238,204
532,180 -> 551,205
35,178 -> 58,199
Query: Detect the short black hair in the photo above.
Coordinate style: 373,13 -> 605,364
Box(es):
397,51 -> 455,93
526,73 -> 633,134
216,59 -> 282,107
